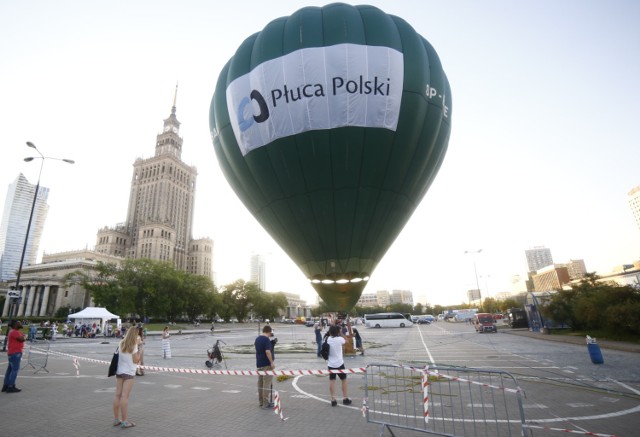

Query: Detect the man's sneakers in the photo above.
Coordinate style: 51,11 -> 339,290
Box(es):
331,398 -> 352,406
5,386 -> 21,393
263,402 -> 274,409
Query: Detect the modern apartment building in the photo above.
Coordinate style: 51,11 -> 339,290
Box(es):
562,259 -> 587,280
628,185 -> 640,230
0,174 -> 49,281
249,253 -> 266,291
525,246 -> 554,272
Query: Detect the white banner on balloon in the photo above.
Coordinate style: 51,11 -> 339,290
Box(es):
226,43 -> 404,156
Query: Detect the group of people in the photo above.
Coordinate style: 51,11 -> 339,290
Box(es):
5,315 -> 363,427
254,317 -> 362,410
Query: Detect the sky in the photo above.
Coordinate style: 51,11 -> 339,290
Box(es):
1,0 -> 639,307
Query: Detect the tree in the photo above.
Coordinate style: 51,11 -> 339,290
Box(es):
499,298 -> 522,312
387,303 -> 413,314
182,274 -> 216,322
252,291 -> 288,322
481,297 -> 500,314
541,273 -> 640,336
66,258 -> 216,322
220,279 -> 259,322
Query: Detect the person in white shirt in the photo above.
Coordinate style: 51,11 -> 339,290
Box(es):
112,326 -> 142,428
326,322 -> 352,407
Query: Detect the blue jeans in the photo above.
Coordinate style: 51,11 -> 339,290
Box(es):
4,352 -> 22,387
315,332 -> 322,356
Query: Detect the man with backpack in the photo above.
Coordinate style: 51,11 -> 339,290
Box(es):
326,321 -> 352,407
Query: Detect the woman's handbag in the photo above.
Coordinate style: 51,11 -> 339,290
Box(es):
108,347 -> 119,377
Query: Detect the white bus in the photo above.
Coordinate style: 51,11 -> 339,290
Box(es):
364,312 -> 414,328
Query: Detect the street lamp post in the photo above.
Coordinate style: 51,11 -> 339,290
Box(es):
464,249 -> 483,306
2,142 -> 74,352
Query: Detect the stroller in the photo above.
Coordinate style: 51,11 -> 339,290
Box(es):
206,339 -> 226,369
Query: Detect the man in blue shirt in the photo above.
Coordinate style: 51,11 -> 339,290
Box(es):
255,325 -> 275,409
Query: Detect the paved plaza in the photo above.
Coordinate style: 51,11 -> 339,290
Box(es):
0,330 -> 422,437
1,326 -> 638,437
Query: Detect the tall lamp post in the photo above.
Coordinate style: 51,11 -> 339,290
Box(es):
2,142 -> 74,351
464,249 -> 483,306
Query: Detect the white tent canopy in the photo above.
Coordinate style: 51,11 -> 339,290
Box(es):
68,307 -> 120,332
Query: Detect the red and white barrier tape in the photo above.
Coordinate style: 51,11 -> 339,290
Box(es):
273,390 -> 288,421
31,347 -> 366,376
422,365 -> 429,424
397,364 -> 522,395
361,397 -> 368,417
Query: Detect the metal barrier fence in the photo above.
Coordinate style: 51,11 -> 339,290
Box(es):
22,340 -> 50,374
364,363 -> 528,437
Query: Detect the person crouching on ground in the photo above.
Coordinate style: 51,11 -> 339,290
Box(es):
327,324 -> 352,406
255,324 -> 275,409
112,326 -> 142,429
3,320 -> 26,393
353,328 -> 364,355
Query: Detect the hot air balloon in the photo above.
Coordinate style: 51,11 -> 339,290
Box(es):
209,3 -> 452,312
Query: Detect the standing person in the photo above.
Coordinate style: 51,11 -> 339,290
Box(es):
135,326 -> 145,376
314,320 -> 323,357
255,325 -> 275,409
112,325 -> 142,429
327,323 -> 352,407
353,328 -> 364,355
161,326 -> 171,359
3,320 -> 26,393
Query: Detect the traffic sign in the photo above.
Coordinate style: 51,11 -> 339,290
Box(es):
7,290 -> 20,298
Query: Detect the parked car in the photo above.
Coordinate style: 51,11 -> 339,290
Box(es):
305,319 -> 315,327
416,316 -> 431,325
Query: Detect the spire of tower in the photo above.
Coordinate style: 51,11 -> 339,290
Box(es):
172,82 -> 178,115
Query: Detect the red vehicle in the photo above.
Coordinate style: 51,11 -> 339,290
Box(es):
474,313 -> 498,333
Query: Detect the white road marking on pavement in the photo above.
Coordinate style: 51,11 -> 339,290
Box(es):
221,389 -> 241,393
191,387 -> 211,390
416,324 -> 436,365
613,380 -> 640,396
523,403 -> 549,409
164,384 -> 182,388
601,397 -> 620,403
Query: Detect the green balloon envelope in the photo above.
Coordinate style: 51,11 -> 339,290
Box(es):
210,3 -> 452,311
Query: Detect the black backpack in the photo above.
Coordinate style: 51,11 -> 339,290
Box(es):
320,338 -> 330,360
